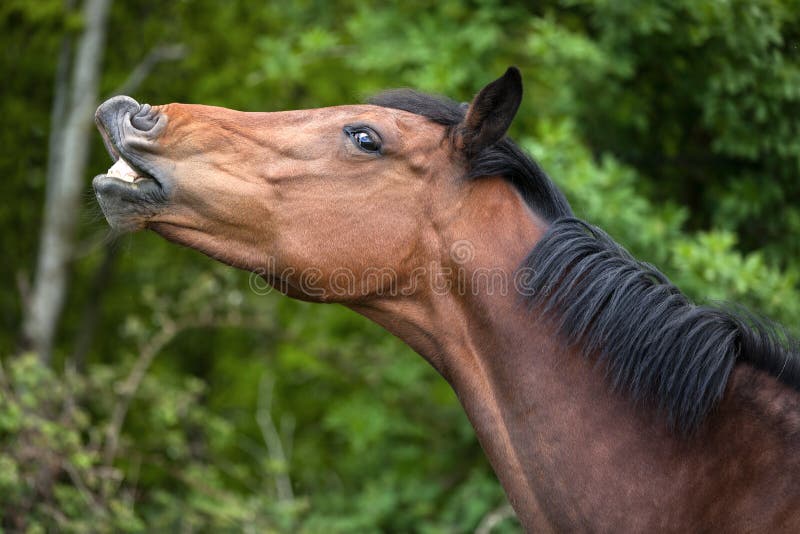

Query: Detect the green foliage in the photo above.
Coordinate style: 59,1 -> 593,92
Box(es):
0,353 -> 292,532
530,0 -> 800,261
2,0 -> 800,531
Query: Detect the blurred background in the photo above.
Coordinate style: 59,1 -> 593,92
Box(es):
2,0 -> 800,531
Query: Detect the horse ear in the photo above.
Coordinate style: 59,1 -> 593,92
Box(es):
457,67 -> 523,156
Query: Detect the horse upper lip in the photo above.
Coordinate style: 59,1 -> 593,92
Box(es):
96,115 -> 121,163
95,98 -> 163,186
95,96 -> 139,155
98,136 -> 158,186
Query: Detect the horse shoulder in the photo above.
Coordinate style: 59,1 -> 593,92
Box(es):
695,364 -> 800,530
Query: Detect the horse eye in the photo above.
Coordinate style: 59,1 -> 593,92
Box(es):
348,128 -> 381,153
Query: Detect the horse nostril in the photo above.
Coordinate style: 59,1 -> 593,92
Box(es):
131,103 -> 158,132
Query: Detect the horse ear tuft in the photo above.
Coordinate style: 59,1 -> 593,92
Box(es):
456,67 -> 523,156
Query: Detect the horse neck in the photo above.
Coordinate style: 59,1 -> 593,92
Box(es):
434,292 -> 683,529
414,282 -> 675,529
353,176 -> 800,530
349,177 -> 667,528
351,176 -> 789,530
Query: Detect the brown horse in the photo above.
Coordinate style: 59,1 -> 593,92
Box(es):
93,68 -> 800,532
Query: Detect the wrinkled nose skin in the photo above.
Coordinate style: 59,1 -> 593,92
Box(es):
95,96 -> 164,160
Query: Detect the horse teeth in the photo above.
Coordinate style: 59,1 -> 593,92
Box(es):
107,158 -> 140,183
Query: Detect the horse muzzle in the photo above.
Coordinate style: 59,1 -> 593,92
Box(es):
92,95 -> 170,230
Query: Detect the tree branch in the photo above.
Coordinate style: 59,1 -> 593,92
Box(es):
257,375 -> 295,502
475,503 -> 517,534
108,43 -> 187,97
102,317 -> 178,470
101,313 -> 273,498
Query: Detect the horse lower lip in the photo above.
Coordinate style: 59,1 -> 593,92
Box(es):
92,172 -> 166,230
92,181 -> 144,231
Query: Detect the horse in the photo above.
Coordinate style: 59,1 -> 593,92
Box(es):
92,67 -> 800,532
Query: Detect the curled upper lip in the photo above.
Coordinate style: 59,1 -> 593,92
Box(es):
94,95 -> 165,183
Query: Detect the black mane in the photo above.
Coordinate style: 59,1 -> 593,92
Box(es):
372,89 -> 800,432
522,219 -> 800,432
